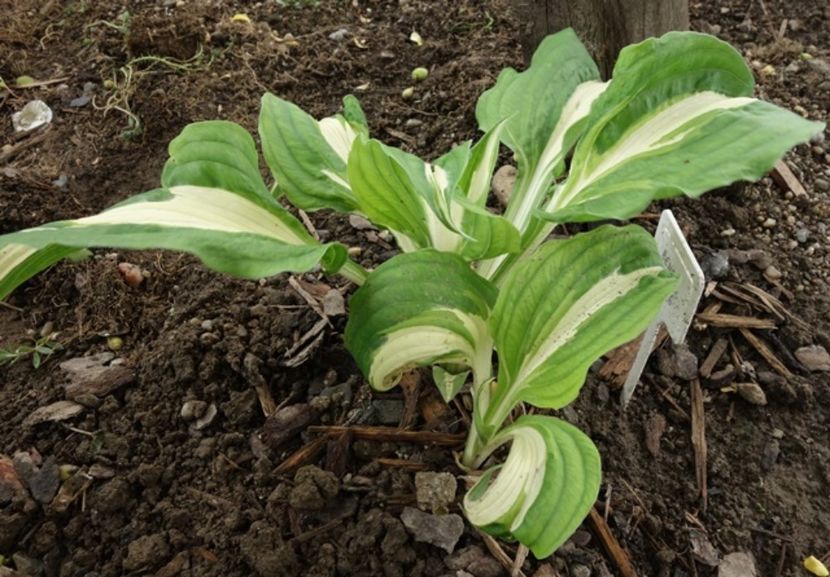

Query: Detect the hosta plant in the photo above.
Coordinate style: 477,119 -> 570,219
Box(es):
0,30 -> 822,557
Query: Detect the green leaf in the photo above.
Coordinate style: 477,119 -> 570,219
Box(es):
0,122 -> 347,300
473,28 -> 604,279
482,226 -> 677,436
543,31 -> 825,223
464,415 -> 601,558
345,250 -> 497,392
259,93 -> 358,212
347,131 -> 520,260
432,366 -> 470,403
342,94 -> 368,133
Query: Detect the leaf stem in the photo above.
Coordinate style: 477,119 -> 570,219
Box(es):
338,258 -> 369,286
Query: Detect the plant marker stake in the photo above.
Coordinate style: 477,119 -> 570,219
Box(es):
622,210 -> 704,407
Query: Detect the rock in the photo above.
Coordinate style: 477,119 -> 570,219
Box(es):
674,345 -> 699,380
719,552 -> 757,577
123,533 -> 170,571
180,400 -> 207,421
25,456 -> 59,504
240,520 -> 298,577
764,265 -> 783,281
322,289 -> 346,316
371,399 -> 404,425
289,465 -> 338,510
349,214 -> 376,230
796,228 -> 810,243
191,403 -> 218,430
405,118 -> 423,129
415,471 -> 457,513
492,165 -> 517,207
795,345 -> 830,371
815,178 -> 830,192
690,530 -> 719,566
700,251 -> 730,280
328,28 -> 349,41
23,401 -> 84,427
400,507 -> 464,553
736,383 -> 767,406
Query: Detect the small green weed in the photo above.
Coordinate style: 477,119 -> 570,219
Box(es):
0,333 -> 63,369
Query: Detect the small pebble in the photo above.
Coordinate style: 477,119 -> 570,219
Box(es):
328,28 -> 349,41
736,382 -> 767,406
796,228 -> 810,243
814,178 -> 829,192
180,400 -> 208,421
764,265 -> 782,280
762,217 -> 776,228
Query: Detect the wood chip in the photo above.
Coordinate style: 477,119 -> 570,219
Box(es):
374,457 -> 429,471
599,326 -> 668,387
307,425 -> 465,446
282,318 -> 327,367
24,401 -> 84,427
273,435 -> 328,475
588,507 -> 638,577
690,378 -> 708,512
738,328 -> 794,378
476,529 -> 524,577
699,337 -> 728,378
771,160 -> 807,198
398,370 -> 422,430
696,312 -> 776,329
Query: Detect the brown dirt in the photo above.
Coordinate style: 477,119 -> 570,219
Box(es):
1,1 -> 828,576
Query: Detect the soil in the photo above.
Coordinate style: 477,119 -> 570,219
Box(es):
1,1 -> 828,577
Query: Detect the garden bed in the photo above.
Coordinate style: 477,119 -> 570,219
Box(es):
1,1 -> 828,576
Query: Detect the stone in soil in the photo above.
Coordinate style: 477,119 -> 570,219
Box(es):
415,471 -> 457,513
736,382 -> 768,406
400,506 -> 464,553
700,250 -> 730,280
718,552 -> 757,577
794,345 -> 830,371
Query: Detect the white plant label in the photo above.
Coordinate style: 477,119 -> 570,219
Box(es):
621,210 -> 705,407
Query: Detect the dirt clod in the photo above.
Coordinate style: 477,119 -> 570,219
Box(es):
123,533 -> 170,572
289,465 -> 338,511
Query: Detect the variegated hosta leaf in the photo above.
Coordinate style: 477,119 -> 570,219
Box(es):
0,122 -> 346,300
473,28 -> 605,279
347,129 -> 520,260
464,415 -> 601,558
432,366 -> 471,403
543,31 -> 825,223
344,250 -> 497,396
480,226 -> 677,436
259,93 -> 365,212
